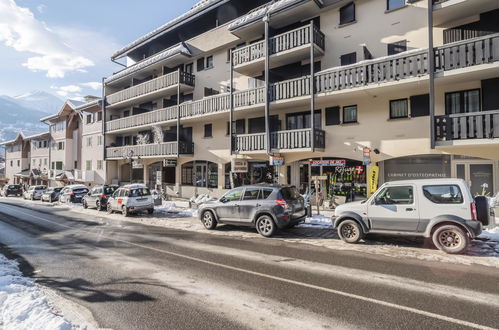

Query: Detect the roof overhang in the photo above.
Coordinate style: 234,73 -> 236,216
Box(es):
228,0 -> 323,39
111,0 -> 228,61
24,132 -> 50,141
105,44 -> 192,86
0,132 -> 25,146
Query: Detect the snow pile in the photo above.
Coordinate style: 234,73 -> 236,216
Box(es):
298,214 -> 332,229
155,201 -> 198,217
0,255 -> 71,330
480,227 -> 499,243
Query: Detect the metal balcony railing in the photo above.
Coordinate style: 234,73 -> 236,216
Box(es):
107,71 -> 195,105
435,110 -> 499,141
232,24 -> 325,67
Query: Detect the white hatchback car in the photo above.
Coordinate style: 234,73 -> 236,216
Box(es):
106,184 -> 154,217
23,185 -> 46,200
332,179 -> 491,254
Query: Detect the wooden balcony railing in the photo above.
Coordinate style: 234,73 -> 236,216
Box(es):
232,25 -> 325,67
233,128 -> 325,153
435,110 -> 499,141
106,105 -> 178,132
106,141 -> 194,159
107,71 -> 195,105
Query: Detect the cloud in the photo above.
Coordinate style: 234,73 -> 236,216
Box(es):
80,82 -> 102,90
36,4 -> 46,13
0,0 -> 94,78
51,84 -> 82,97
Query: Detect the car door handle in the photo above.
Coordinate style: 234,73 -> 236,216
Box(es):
256,204 -> 261,207
406,208 -> 415,211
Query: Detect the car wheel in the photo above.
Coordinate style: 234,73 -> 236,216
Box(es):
83,200 -> 88,209
256,215 -> 276,237
96,200 -> 101,211
432,225 -> 469,254
338,220 -> 363,244
147,208 -> 154,215
107,203 -> 113,214
202,211 -> 217,230
122,206 -> 129,217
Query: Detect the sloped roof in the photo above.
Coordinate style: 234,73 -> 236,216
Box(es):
0,132 -> 25,146
111,0 -> 225,60
24,132 -> 50,141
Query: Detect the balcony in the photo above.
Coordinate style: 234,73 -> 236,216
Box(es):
232,24 -> 325,76
433,0 -> 499,27
233,128 -> 325,154
106,71 -> 195,109
435,110 -> 499,143
106,141 -> 194,160
106,105 -> 178,133
74,170 -> 95,183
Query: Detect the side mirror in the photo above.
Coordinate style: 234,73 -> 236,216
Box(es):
219,197 -> 226,203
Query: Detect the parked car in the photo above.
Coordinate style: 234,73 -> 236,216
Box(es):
198,185 -> 306,237
41,187 -> 63,203
83,185 -> 118,211
59,185 -> 89,204
23,185 -> 46,200
332,178 -> 492,254
106,184 -> 154,216
1,184 -> 22,197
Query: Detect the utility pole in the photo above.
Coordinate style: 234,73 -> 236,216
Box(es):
310,20 -> 316,152
264,15 -> 271,155
428,0 -> 436,149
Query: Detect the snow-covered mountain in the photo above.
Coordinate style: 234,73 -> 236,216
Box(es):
7,90 -> 63,114
0,96 -> 48,143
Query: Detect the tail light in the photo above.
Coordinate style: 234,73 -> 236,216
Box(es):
470,202 -> 478,221
70,192 -> 75,196
276,199 -> 287,208
99,194 -> 105,198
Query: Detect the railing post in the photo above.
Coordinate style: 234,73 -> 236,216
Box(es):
310,20 -> 316,152
428,0 -> 436,149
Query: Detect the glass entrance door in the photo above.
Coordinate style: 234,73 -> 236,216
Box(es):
454,162 -> 494,196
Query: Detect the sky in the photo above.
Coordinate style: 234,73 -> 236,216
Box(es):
0,0 -> 199,100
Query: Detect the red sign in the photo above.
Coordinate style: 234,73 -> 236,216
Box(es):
310,160 -> 346,167
355,166 -> 364,175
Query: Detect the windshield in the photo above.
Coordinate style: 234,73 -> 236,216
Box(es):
8,185 -> 20,189
129,188 -> 151,197
73,188 -> 89,194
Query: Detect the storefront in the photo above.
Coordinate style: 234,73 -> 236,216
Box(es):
225,161 -> 277,189
181,160 -> 218,189
148,161 -> 176,189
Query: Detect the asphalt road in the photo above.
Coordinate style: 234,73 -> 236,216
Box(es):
0,198 -> 498,330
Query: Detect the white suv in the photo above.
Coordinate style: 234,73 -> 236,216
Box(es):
332,179 -> 492,254
106,184 -> 154,217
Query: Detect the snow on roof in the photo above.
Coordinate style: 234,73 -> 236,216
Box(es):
105,43 -> 191,84
24,132 -> 50,141
111,0 -> 224,60
228,0 -> 316,31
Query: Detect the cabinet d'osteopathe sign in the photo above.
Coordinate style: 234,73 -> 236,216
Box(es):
384,155 -> 451,181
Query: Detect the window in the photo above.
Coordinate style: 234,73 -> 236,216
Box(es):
97,160 -> 103,170
58,142 -> 64,150
97,111 -> 103,121
185,63 -> 193,74
222,188 -> 243,202
204,87 -> 219,97
340,52 -> 357,66
390,99 -> 409,119
423,185 -> 464,204
10,160 -> 13,167
261,188 -> 273,199
197,58 -> 205,71
243,188 -> 260,201
44,158 -> 47,165
33,159 -> 36,166
97,136 -> 103,146
85,160 -> 92,171
445,89 -> 481,114
387,0 -> 405,11
286,111 -> 321,130
86,137 -> 93,147
339,2 -> 355,25
343,105 -> 358,123
410,94 -> 430,117
388,40 -> 407,55
86,114 -> 92,124
204,124 -> 212,138
375,186 -> 413,205
17,160 -> 20,167
43,141 -> 48,148
206,56 -> 214,69
226,119 -> 246,135
181,161 -> 218,188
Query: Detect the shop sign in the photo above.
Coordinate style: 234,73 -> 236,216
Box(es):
132,160 -> 143,169
163,159 -> 177,167
384,155 -> 451,182
310,160 -> 346,167
363,147 -> 371,165
311,176 -> 328,181
368,166 -> 379,196
270,156 -> 285,166
231,159 -> 248,173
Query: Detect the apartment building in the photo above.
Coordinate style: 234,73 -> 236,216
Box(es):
103,0 -> 499,199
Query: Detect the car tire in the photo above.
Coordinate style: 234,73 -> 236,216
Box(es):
147,209 -> 154,215
83,200 -> 88,209
96,201 -> 101,211
256,215 -> 276,238
201,210 -> 217,230
122,206 -> 129,217
338,219 -> 363,244
432,225 -> 469,254
107,203 -> 113,214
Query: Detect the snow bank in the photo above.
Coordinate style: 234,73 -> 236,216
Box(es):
155,201 -> 198,217
480,227 -> 499,243
0,255 -> 71,330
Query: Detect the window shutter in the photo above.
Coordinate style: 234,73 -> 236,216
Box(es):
325,106 -> 341,125
482,78 -> 499,111
410,94 -> 430,117
340,2 -> 355,25
340,52 -> 357,66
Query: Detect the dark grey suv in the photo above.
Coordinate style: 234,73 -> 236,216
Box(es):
198,185 -> 306,237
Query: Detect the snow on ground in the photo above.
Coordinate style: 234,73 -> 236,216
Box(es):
0,254 -> 72,330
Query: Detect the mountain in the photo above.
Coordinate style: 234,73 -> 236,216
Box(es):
8,90 -> 63,114
0,96 -> 48,143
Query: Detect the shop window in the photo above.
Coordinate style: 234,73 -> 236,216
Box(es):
387,0 -> 405,11
340,52 -> 357,66
181,161 -> 218,188
343,105 -> 358,123
390,99 -> 409,119
286,110 -> 321,130
387,40 -> 407,55
340,2 -> 355,25
204,124 -> 212,138
410,94 -> 430,117
445,89 -> 481,114
325,106 -> 341,126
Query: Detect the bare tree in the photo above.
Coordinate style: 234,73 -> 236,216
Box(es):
152,125 -> 164,144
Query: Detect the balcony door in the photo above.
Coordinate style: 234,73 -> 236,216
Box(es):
454,161 -> 495,197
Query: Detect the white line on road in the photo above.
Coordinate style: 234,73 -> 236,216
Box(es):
0,203 -> 496,330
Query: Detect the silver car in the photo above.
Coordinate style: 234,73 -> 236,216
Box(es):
23,185 -> 46,200
106,184 -> 154,217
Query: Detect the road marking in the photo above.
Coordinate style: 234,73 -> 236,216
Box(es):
0,203 -> 496,330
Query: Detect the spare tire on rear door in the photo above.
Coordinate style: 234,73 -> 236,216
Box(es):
474,196 -> 490,226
